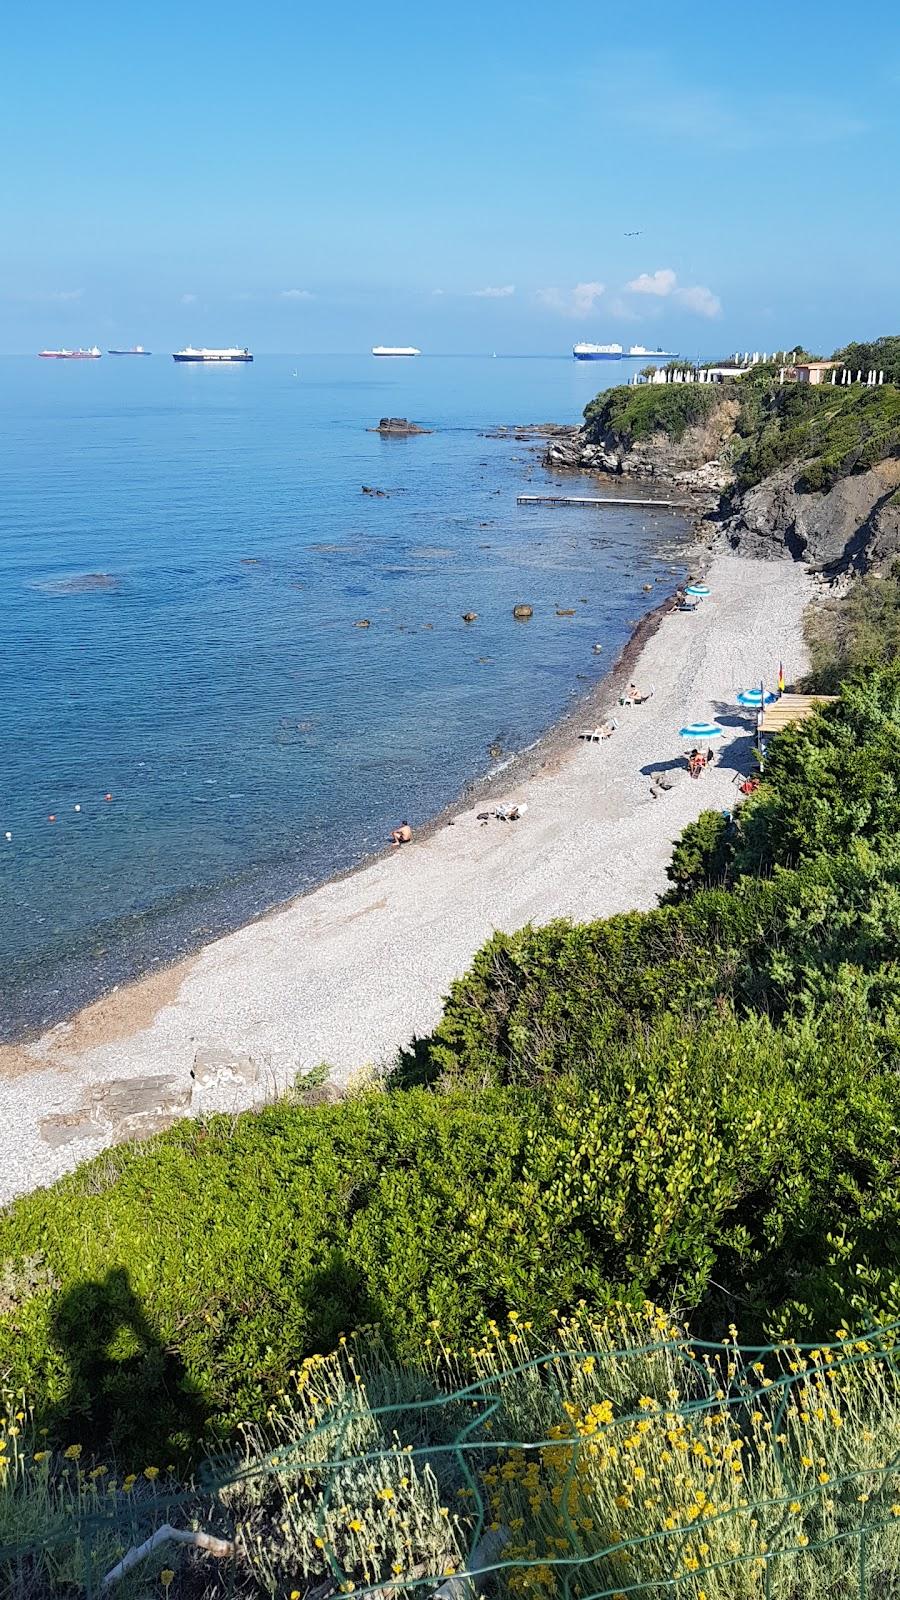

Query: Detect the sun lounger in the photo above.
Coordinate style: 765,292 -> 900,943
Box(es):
579,718 -> 618,742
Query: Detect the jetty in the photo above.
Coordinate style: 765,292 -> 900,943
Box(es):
516,493 -> 699,510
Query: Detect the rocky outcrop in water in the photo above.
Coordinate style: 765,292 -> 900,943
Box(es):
369,417 -> 432,434
543,400 -> 739,500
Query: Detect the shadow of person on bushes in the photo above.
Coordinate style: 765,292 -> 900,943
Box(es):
43,1266 -> 209,1465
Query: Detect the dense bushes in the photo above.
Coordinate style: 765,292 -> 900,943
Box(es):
2,997 -> 900,1466
733,378 -> 900,492
582,382 -> 725,445
3,660 -> 900,1469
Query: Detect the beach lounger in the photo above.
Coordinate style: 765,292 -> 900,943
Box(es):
579,718 -> 618,742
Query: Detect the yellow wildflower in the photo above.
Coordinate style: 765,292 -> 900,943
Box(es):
160,1572 -> 175,1591
33,1450 -> 51,1463
144,1466 -> 160,1480
63,1444 -> 82,1461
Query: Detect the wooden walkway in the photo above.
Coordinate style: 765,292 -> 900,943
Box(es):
516,493 -> 699,510
759,692 -> 839,734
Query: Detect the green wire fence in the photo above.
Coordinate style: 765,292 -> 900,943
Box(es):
4,1312 -> 900,1598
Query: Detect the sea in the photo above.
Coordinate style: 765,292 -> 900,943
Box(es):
0,354 -> 690,1039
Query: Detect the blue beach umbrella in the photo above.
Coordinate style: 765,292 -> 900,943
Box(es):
685,582 -> 711,597
679,721 -> 724,740
736,688 -> 777,707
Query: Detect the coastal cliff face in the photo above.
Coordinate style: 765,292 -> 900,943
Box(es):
721,458 -> 900,570
544,397 -> 738,496
546,382 -> 900,572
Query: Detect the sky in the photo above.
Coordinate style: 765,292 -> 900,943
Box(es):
1,0 -> 898,356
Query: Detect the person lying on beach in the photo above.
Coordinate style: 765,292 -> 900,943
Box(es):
390,821 -> 412,846
621,683 -> 653,705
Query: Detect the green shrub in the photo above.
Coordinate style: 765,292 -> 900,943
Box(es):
582,383 -> 725,446
663,808 -> 734,901
804,559 -> 900,690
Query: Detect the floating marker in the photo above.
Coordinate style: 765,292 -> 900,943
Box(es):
48,814 -> 57,823
74,804 -> 81,812
104,792 -> 112,801
4,832 -> 11,842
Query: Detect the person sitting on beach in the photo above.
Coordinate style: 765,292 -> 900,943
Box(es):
706,745 -> 716,768
390,821 -> 412,847
687,749 -> 705,779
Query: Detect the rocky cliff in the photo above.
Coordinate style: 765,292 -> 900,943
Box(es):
721,458 -> 900,571
544,396 -> 739,498
544,387 -> 900,573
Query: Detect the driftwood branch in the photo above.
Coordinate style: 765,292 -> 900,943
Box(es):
433,1526 -> 510,1600
101,1522 -> 234,1588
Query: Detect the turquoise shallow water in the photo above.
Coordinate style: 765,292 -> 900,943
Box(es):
0,354 -> 687,1037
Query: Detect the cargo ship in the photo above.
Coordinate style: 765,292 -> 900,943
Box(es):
38,346 -> 102,359
108,345 -> 151,355
628,344 -> 676,358
371,346 -> 421,357
172,346 -> 253,363
572,343 -> 623,361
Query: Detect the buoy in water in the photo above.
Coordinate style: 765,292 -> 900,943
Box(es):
48,814 -> 57,823
104,792 -> 112,801
4,832 -> 11,841
74,804 -> 81,812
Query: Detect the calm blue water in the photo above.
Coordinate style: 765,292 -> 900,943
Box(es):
0,355 -> 688,1037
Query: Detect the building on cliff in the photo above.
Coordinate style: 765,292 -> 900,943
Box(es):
795,360 -> 840,385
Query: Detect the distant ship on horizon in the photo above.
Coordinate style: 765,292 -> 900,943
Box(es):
627,344 -> 676,358
573,343 -> 624,361
172,346 -> 253,363
108,345 -> 151,356
38,346 -> 102,359
572,342 -> 676,361
372,345 -> 421,357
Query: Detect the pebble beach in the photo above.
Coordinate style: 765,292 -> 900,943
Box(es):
0,552 -> 813,1205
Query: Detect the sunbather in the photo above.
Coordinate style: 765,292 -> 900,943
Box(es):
390,821 -> 412,846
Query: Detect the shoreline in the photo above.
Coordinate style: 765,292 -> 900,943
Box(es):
0,579 -> 685,1057
0,528 -> 692,1051
0,551 -> 813,1205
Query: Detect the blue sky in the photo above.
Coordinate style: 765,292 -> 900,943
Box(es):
2,0 -> 898,354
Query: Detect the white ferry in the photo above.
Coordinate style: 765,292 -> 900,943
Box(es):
38,346 -> 102,359
628,344 -> 676,358
172,346 -> 253,363
573,343 -> 623,361
372,346 -> 421,357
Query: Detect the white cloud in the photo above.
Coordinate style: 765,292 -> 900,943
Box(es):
472,284 -> 515,299
180,293 -> 198,305
279,288 -> 314,300
675,283 -> 722,318
626,268 -> 677,298
536,281 -> 605,318
625,267 -> 722,319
